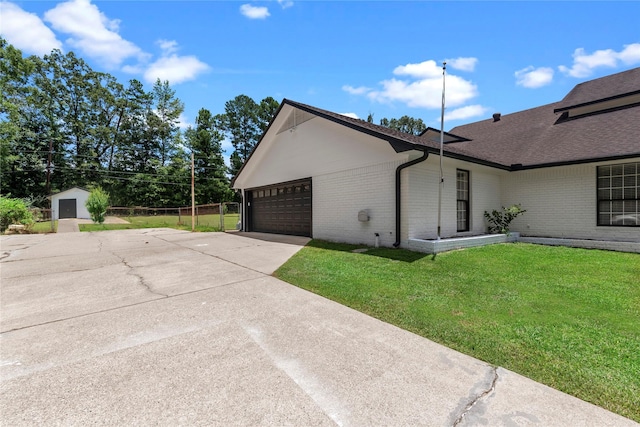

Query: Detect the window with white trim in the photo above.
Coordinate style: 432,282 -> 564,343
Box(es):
457,169 -> 470,232
597,162 -> 639,227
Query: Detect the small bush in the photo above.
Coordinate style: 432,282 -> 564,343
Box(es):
85,187 -> 110,224
0,196 -> 34,232
484,204 -> 527,234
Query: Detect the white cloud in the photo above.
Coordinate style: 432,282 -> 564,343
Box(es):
618,43 -> 640,64
515,66 -> 554,88
43,0 -> 147,68
240,4 -> 270,19
559,43 -> 640,78
393,60 -> 443,79
157,39 -> 179,55
368,74 -> 477,109
144,53 -> 210,84
278,0 -> 294,9
446,57 -> 478,72
0,2 -> 62,56
177,113 -> 192,130
443,105 -> 489,122
342,85 -> 371,95
122,64 -> 143,74
345,59 -> 479,110
339,112 -> 359,119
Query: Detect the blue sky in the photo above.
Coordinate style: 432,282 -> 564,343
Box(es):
2,0 -> 640,153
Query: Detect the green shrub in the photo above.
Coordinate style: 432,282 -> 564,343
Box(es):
0,196 -> 34,232
484,204 -> 527,234
85,187 -> 110,224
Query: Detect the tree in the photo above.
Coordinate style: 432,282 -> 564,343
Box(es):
379,115 -> 427,135
0,196 -> 34,232
185,108 -> 232,204
218,95 -> 281,177
0,39 -> 42,199
85,187 -> 110,224
257,96 -> 280,133
150,79 -> 184,167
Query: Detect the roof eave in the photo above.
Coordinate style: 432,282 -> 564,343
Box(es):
554,89 -> 640,113
513,153 -> 640,171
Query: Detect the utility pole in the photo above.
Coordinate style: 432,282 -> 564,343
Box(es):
191,152 -> 195,232
46,140 -> 54,231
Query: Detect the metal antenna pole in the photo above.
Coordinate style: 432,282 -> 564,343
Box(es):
437,62 -> 446,240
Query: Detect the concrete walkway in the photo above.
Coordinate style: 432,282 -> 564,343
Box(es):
0,230 -> 636,426
56,216 -> 130,233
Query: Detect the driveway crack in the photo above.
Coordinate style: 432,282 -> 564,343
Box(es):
112,252 -> 168,298
452,366 -> 498,427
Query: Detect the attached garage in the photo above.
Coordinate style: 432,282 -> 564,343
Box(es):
248,179 -> 312,237
49,187 -> 91,220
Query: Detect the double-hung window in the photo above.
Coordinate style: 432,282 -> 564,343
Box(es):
597,162 -> 639,226
457,169 -> 470,232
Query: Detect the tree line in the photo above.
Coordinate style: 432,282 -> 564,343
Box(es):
1,38 -> 278,208
2,37 -> 426,209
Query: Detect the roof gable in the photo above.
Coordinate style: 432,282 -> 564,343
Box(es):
234,68 -> 640,184
48,186 -> 91,199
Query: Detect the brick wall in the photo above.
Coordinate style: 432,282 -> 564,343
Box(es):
502,161 -> 640,243
313,160 -> 402,247
405,157 -> 503,243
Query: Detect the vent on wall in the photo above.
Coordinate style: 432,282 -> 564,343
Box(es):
277,109 -> 316,134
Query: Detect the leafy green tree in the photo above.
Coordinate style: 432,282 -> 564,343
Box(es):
219,95 -> 281,177
257,96 -> 280,133
379,115 -> 427,135
150,79 -> 184,167
219,95 -> 259,177
0,39 -> 46,199
185,108 -> 232,204
85,187 -> 110,224
0,196 -> 34,232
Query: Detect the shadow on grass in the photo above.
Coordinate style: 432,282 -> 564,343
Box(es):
306,239 -> 430,263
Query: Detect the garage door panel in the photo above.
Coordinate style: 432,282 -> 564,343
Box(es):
59,199 -> 77,219
250,179 -> 311,237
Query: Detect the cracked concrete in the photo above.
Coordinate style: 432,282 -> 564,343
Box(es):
452,366 -> 498,426
112,251 -> 169,298
1,230 -> 637,426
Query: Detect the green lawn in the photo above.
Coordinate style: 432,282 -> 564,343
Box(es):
78,214 -> 239,232
30,221 -> 57,233
275,241 -> 640,422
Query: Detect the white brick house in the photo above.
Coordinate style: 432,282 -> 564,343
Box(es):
232,68 -> 640,248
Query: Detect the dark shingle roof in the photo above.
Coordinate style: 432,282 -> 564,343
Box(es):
288,81 -> 640,170
234,68 -> 640,185
283,99 -> 507,167
448,101 -> 640,168
555,67 -> 640,111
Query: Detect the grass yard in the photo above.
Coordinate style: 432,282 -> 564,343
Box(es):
79,214 -> 239,232
275,241 -> 640,422
30,221 -> 57,233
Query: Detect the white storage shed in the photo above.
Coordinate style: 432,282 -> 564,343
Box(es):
49,187 -> 91,220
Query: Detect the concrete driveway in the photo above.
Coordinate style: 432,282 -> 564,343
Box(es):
0,229 -> 636,426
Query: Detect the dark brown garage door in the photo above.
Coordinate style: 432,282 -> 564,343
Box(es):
59,199 -> 77,219
249,179 -> 312,237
